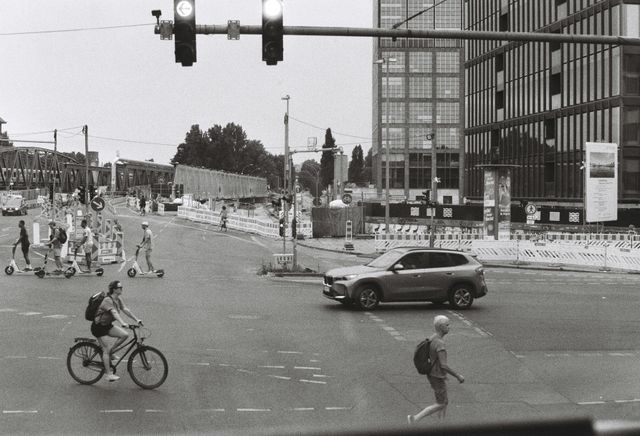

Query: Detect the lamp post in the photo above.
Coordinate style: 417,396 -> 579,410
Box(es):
375,57 -> 396,235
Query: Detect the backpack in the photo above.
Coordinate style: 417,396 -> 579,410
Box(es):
85,292 -> 106,321
413,337 -> 434,375
58,228 -> 67,244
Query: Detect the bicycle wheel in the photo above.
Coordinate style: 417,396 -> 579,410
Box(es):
127,346 -> 168,389
67,342 -> 105,385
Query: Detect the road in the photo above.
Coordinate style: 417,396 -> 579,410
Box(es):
1,209 -> 640,434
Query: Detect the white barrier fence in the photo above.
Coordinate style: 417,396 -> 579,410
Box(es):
374,233 -> 640,271
177,206 -> 312,239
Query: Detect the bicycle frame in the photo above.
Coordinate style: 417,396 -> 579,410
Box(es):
73,325 -> 145,369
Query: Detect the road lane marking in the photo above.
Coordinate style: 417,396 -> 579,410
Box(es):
3,410 -> 38,414
300,379 -> 326,384
145,409 -> 166,413
291,407 -> 314,411
237,408 -> 271,412
37,356 -> 62,360
100,410 -> 133,413
294,366 -> 321,370
277,351 -> 303,354
42,315 -> 68,319
6,356 -> 27,359
0,309 -> 17,312
258,365 -> 285,369
186,362 -> 210,366
325,407 -> 350,410
268,375 -> 291,380
18,312 -> 41,316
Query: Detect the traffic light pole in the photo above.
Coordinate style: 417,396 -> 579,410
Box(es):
83,125 -> 89,216
155,23 -> 640,47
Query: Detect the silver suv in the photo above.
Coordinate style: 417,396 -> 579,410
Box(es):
323,247 -> 487,310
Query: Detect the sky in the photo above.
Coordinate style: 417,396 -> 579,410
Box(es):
0,1 -> 374,167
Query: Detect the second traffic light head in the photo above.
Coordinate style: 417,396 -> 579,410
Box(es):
174,0 -> 197,67
262,0 -> 283,65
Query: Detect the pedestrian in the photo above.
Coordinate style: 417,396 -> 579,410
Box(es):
47,220 -> 65,273
139,195 -> 146,216
13,220 -> 33,271
78,219 -> 94,272
137,221 -> 154,273
91,280 -> 143,382
220,205 -> 228,231
408,315 -> 464,424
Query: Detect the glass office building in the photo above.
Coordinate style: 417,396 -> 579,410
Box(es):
465,0 -> 640,205
373,0 -> 464,204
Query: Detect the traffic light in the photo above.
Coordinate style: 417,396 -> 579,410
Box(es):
291,217 -> 297,239
262,0 -> 283,65
174,0 -> 196,66
279,217 -> 285,237
88,185 -> 97,201
78,186 -> 86,204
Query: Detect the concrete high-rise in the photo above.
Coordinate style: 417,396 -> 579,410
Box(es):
373,0 -> 464,205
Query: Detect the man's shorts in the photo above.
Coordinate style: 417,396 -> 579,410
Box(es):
427,375 -> 448,405
91,322 -> 113,338
52,247 -> 62,257
21,245 -> 29,256
81,244 -> 93,255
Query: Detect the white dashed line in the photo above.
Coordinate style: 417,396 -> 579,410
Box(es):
0,309 -> 17,312
187,362 -> 210,366
277,351 -> 303,354
145,409 -> 166,413
291,407 -> 314,411
6,356 -> 27,359
294,366 -> 321,371
578,401 -> 606,405
325,407 -> 350,410
100,410 -> 133,413
18,312 -> 42,316
268,375 -> 291,380
258,365 -> 285,369
37,356 -> 62,360
300,379 -> 327,384
42,315 -> 68,319
3,410 -> 38,414
237,408 -> 271,412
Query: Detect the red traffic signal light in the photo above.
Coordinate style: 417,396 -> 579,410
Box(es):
174,0 -> 196,66
262,0 -> 283,65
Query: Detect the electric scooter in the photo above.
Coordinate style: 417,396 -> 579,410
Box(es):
126,246 -> 164,278
4,246 -> 34,276
67,248 -> 104,277
34,247 -> 74,279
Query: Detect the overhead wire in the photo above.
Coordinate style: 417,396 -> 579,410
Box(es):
0,23 -> 154,37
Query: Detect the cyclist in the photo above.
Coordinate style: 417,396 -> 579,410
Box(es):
91,280 -> 143,382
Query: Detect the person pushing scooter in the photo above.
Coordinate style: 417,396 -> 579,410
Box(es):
48,221 -> 65,273
13,220 -> 33,271
137,221 -> 154,273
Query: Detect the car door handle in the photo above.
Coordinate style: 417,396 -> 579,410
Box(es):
413,274 -> 421,278
445,272 -> 454,275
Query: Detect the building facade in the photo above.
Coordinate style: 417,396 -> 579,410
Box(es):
373,0 -> 465,204
465,0 -> 640,206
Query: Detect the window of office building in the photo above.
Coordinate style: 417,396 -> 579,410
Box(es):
436,127 -> 459,148
408,0 -> 434,29
409,102 -> 432,124
410,127 -> 434,149
381,127 -> 404,148
436,52 -> 460,73
623,54 -> 640,95
380,52 -> 406,72
436,102 -> 459,123
382,77 -> 405,98
623,107 -> 640,146
435,0 -> 462,29
410,76 -> 432,98
436,77 -> 459,98
380,0 -> 404,28
381,102 -> 405,124
409,52 -> 432,73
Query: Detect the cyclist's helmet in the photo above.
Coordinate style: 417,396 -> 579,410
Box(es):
108,280 -> 122,292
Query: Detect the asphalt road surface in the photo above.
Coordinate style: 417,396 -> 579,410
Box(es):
1,209 -> 639,434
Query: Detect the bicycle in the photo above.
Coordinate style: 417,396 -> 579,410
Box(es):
66,325 -> 168,389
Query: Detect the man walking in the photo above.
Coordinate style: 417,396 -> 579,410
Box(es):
137,221 -> 154,273
48,220 -> 65,272
408,315 -> 464,424
79,219 -> 94,272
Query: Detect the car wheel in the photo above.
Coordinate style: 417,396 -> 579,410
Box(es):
354,285 -> 380,311
449,286 -> 474,310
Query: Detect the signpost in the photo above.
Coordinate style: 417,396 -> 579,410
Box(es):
341,193 -> 352,205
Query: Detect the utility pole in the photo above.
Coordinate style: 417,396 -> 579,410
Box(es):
282,95 -> 290,258
375,57 -> 396,235
429,133 -> 437,248
53,129 -> 57,220
83,125 -> 89,215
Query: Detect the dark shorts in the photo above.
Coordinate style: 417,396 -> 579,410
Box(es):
427,375 -> 448,405
91,322 -> 113,338
21,245 -> 29,255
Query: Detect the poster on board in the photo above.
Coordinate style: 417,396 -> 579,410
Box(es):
585,142 -> 618,223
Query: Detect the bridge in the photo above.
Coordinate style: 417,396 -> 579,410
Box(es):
0,146 -> 174,193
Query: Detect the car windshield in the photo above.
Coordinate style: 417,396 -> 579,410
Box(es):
365,249 -> 404,268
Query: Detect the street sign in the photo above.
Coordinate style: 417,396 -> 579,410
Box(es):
342,193 -> 352,205
295,184 -> 301,193
525,203 -> 537,215
176,0 -> 194,17
90,196 -> 105,212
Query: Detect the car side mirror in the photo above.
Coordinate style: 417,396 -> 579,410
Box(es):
392,263 -> 405,272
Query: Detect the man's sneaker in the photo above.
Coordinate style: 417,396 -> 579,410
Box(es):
106,374 -> 120,382
24,267 -> 33,271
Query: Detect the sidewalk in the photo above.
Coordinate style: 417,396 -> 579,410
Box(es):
297,236 -> 632,275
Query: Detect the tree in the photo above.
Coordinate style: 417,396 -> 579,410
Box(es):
362,147 -> 373,185
348,144 -> 365,185
319,128 -> 336,190
298,159 -> 322,198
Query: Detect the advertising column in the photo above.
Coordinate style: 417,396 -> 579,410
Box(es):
483,169 -> 496,240
497,168 -> 512,240
483,166 -> 512,240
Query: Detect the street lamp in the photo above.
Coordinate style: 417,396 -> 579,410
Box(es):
375,56 -> 396,234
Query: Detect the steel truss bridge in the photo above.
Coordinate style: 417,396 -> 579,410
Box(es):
0,146 -> 174,192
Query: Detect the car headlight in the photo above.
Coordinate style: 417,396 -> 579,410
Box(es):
340,274 -> 358,281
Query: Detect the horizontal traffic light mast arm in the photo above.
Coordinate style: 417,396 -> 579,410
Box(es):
190,24 -> 640,46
